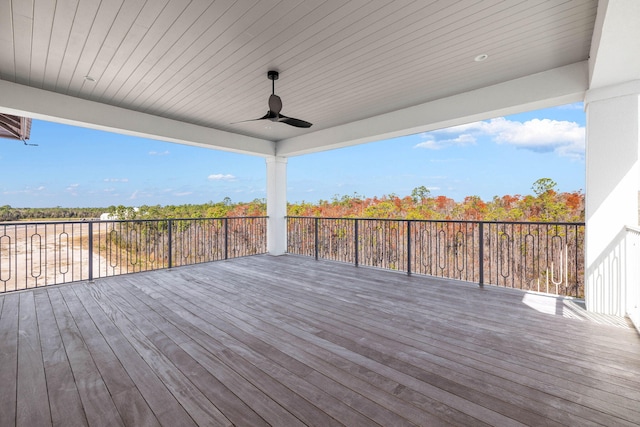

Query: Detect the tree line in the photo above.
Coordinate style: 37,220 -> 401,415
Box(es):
1,178 -> 584,223
288,178 -> 584,222
0,205 -> 104,222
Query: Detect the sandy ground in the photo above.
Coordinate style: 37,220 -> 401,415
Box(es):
0,222 -> 112,292
1,220 -> 260,293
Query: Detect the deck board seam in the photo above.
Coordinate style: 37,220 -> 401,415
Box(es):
66,284 -> 199,427
216,260 -> 640,385
178,266 -> 612,426
122,274 -> 394,427
158,270 -> 528,422
205,258 -> 640,424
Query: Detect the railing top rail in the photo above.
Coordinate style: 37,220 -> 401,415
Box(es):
286,216 -> 584,226
98,216 -> 268,223
625,225 -> 640,234
0,216 -> 268,226
0,219 -> 96,226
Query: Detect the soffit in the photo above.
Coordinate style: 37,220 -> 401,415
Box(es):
0,0 -> 597,145
0,113 -> 31,141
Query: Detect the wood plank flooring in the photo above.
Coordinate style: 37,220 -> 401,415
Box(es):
1,254 -> 639,426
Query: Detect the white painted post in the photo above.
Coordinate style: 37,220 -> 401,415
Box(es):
266,156 -> 288,255
585,88 -> 640,315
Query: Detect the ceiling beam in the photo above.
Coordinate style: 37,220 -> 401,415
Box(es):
276,62 -> 588,157
0,80 -> 274,157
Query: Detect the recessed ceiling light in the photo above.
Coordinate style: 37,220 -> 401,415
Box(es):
83,75 -> 96,82
474,54 -> 489,62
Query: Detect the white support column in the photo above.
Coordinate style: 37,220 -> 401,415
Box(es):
585,87 -> 640,315
266,156 -> 288,255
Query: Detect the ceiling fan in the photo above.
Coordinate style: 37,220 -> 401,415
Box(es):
234,71 -> 312,128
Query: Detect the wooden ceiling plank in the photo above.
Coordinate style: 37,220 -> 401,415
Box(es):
67,0 -> 148,96
430,1 -> 597,62
122,0 -> 242,109
177,0 -> 417,122
285,1 -> 531,108
0,0 -> 16,80
282,1 -> 474,93
159,0 -> 360,122
169,0 -> 368,125
232,0 -> 592,137
316,37 -> 591,129
134,0 -> 293,115
225,0 -> 591,139
308,28 -> 593,127
105,0 -> 231,105
60,0 -> 124,95
12,0 -> 33,86
210,1 -> 500,128
323,0 -> 588,92
183,0 -> 469,122
29,0 -> 56,88
285,2 -> 595,127
11,0 -> 33,18
95,0 -> 191,102
170,2 -> 402,123
89,0 -> 176,100
45,0 -> 100,93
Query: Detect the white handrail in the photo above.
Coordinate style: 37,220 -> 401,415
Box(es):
624,226 -> 640,333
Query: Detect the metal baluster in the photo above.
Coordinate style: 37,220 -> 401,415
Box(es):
407,220 -> 412,276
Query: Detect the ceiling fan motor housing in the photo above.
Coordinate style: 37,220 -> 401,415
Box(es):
232,70 -> 312,128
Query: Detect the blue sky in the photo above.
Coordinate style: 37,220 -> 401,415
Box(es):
1,103 -> 585,208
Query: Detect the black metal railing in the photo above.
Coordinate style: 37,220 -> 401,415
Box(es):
0,217 -> 267,293
287,217 -> 585,297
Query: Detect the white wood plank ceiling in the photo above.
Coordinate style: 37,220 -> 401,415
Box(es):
0,0 -> 597,146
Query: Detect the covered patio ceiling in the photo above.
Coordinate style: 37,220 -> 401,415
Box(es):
0,0 -> 636,157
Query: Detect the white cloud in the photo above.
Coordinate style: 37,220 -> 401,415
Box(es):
104,178 -> 129,182
174,191 -> 193,197
485,118 -> 584,150
66,183 -> 79,196
3,186 -> 46,195
208,173 -> 236,181
129,189 -> 155,200
415,134 -> 476,150
149,150 -> 170,156
414,136 -> 438,149
415,117 -> 585,159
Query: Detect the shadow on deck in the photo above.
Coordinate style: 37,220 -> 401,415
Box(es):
1,255 -> 638,426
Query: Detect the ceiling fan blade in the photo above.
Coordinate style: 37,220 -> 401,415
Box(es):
268,94 -> 282,114
278,114 -> 312,128
231,111 -> 277,124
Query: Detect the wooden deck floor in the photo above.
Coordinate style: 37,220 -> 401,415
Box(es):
1,255 -> 639,426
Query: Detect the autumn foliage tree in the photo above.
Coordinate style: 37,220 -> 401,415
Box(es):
287,178 -> 583,222
5,177 -> 582,223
